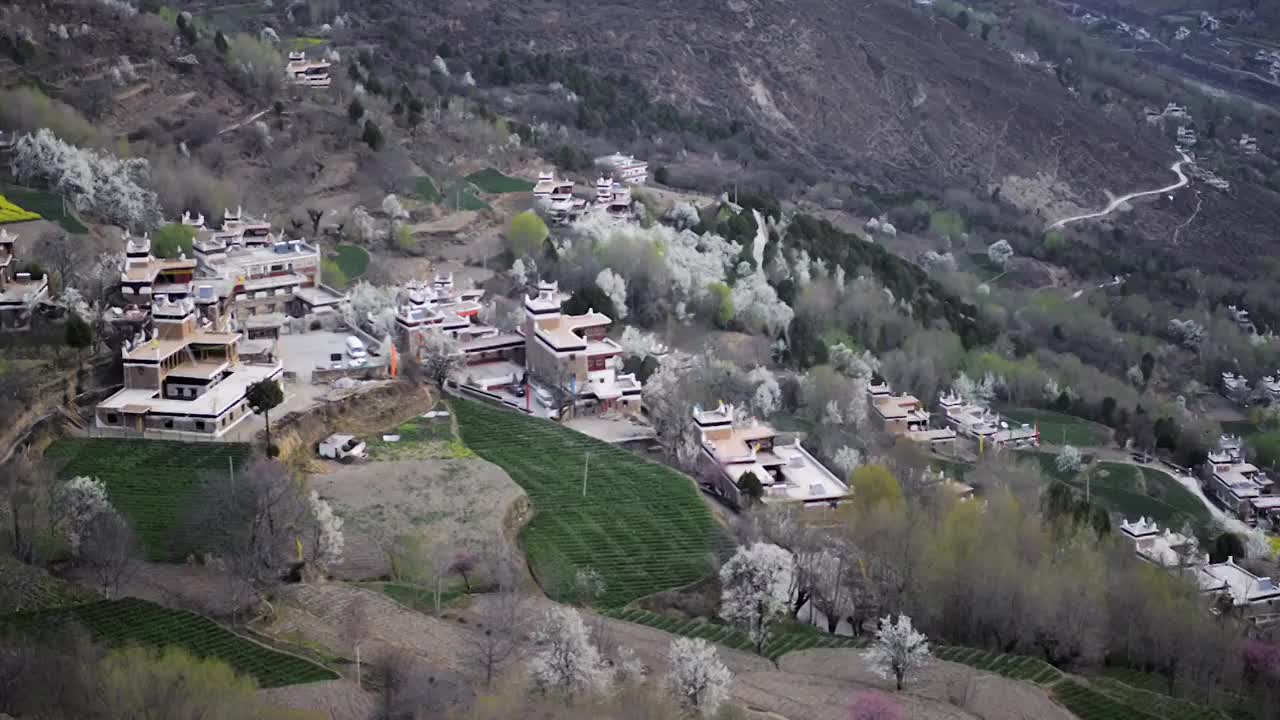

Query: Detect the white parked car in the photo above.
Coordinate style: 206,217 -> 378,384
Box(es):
345,336 -> 367,360
318,433 -> 367,462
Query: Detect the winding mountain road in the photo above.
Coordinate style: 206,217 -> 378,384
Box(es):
1047,148 -> 1192,229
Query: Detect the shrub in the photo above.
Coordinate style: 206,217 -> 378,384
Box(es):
507,210 -> 549,257
226,34 -> 284,98
362,120 -> 384,150
151,223 -> 196,259
0,87 -> 103,147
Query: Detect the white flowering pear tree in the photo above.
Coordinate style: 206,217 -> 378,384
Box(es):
864,614 -> 931,690
418,331 -> 462,386
59,476 -> 114,555
987,239 -> 1013,269
596,268 -> 628,320
719,542 -> 795,655
747,366 -> 780,418
665,637 -> 733,717
307,491 -> 344,571
528,606 -> 612,699
1055,445 -> 1084,475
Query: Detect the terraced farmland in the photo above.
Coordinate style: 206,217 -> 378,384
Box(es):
604,607 -> 862,661
0,598 -> 336,688
1053,679 -> 1162,720
45,439 -> 252,560
933,646 -> 1062,684
465,168 -> 535,194
0,193 -> 40,224
453,399 -> 731,607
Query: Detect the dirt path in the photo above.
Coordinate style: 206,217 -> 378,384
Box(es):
1047,148 -> 1191,229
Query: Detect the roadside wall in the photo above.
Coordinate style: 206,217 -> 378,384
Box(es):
272,381 -> 435,464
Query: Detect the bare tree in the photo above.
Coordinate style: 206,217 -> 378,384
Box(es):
462,585 -> 526,687
1,454 -> 60,566
183,457 -> 317,617
32,231 -> 82,293
343,596 -> 370,689
79,511 -> 139,598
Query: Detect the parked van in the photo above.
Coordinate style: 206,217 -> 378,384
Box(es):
534,387 -> 555,407
345,336 -> 367,359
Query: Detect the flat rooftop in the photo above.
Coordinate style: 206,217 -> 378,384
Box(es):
0,276 -> 47,305
99,362 -> 281,417
722,441 -> 849,503
1197,559 -> 1280,605
124,331 -> 241,362
295,285 -> 346,307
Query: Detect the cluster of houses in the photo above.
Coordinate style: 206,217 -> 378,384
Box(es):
531,153 -> 647,225
1119,516 -> 1280,619
0,228 -> 49,330
286,51 -> 332,87
864,380 -> 1040,453
393,275 -> 643,419
94,210 -> 346,438
1202,435 -> 1280,531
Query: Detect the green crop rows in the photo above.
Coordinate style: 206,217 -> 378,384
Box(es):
1053,679 -> 1162,720
1,186 -> 87,233
1089,677 -> 1228,720
465,168 -> 535,194
0,598 -> 336,688
45,439 -> 252,561
453,399 -> 732,607
933,645 -> 1063,684
603,608 -> 863,661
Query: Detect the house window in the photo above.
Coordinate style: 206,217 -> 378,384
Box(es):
195,420 -> 206,431
106,413 -> 119,424
164,419 -> 173,429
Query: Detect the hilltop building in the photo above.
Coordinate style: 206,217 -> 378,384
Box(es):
1120,517 -> 1203,568
593,177 -> 632,220
1222,372 -> 1250,403
119,231 -> 198,307
1196,557 -> 1280,615
868,381 -> 955,446
0,229 -> 48,330
533,172 -> 589,224
938,392 -> 1039,449
692,402 -> 849,508
1204,435 -> 1280,527
95,293 -> 282,438
520,280 -> 640,415
395,273 -> 491,353
286,51 -> 332,87
188,209 -> 345,319
594,153 -> 648,185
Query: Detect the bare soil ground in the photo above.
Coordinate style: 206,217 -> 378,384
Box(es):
259,679 -> 377,720
313,458 -> 526,581
66,561 -> 256,619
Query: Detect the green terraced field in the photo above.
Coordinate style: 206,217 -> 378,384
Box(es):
465,168 -> 535,194
604,608 -> 863,660
454,399 -> 730,607
933,645 -> 1062,684
0,187 -> 87,233
1053,679 -> 1162,720
45,439 -> 252,560
1032,453 -> 1211,537
0,598 -> 335,688
1001,407 -> 1111,446
333,244 -> 369,281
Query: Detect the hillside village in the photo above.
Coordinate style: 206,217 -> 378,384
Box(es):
8,1 -> 1280,720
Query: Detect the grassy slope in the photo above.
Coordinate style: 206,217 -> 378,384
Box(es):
453,399 -> 730,607
45,439 -> 252,560
0,598 -> 336,688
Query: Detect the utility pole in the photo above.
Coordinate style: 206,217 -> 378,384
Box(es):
582,451 -> 590,497
228,456 -> 235,487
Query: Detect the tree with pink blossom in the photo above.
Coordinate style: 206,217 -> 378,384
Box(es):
848,690 -> 906,720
